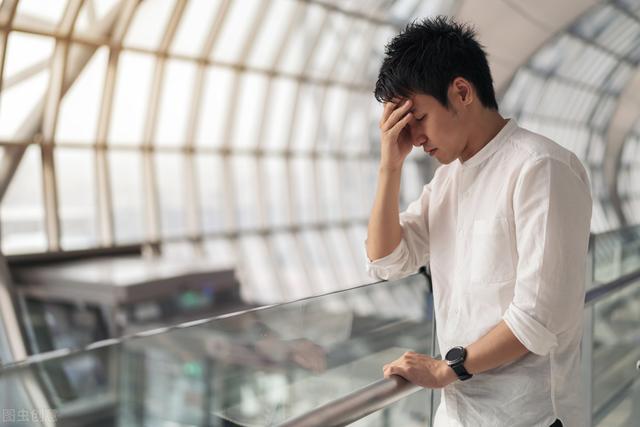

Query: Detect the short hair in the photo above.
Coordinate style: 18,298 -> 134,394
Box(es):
374,16 -> 498,110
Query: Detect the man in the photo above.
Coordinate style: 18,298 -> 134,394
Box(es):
365,17 -> 592,427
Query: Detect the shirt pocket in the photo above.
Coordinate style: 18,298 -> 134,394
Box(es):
470,217 -> 516,285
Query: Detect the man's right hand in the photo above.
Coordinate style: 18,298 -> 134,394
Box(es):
379,99 -> 414,171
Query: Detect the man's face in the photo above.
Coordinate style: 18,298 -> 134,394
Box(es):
399,89 -> 469,164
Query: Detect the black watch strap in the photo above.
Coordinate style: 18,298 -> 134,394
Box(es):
450,362 -> 473,381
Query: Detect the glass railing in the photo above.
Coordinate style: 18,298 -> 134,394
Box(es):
1,225 -> 640,427
0,272 -> 436,426
584,225 -> 640,427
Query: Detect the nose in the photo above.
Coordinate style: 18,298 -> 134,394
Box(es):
408,121 -> 427,147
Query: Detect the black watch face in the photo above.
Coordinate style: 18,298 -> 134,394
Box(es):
446,347 -> 464,362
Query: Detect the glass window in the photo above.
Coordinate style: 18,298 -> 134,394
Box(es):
155,152 -> 187,238
278,4 -> 326,75
1,146 -> 47,254
155,59 -> 196,146
209,0 -> 265,64
2,32 -> 53,82
195,66 -> 235,147
56,46 -> 108,144
109,150 -> 145,244
246,0 -> 298,69
231,71 -> 268,150
170,0 -> 224,57
334,20 -> 370,82
74,0 -> 121,38
123,0 -> 176,51
291,83 -> 322,152
108,51 -> 155,145
291,157 -> 316,225
203,237 -> 236,266
317,86 -> 348,152
341,159 -> 363,220
238,235 -> 282,303
196,154 -> 227,234
262,156 -> 290,227
308,12 -> 348,79
262,77 -> 297,151
325,228 -> 360,286
231,156 -> 261,230
0,70 -> 49,141
317,157 -> 341,222
298,230 -> 337,294
270,232 -> 310,301
342,91 -> 371,155
56,148 -> 98,249
14,0 -> 67,31
347,224 -> 371,284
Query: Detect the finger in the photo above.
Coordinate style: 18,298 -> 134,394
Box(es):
387,111 -> 413,137
382,99 -> 412,131
380,101 -> 399,127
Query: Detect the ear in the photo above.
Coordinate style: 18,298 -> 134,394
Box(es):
451,77 -> 474,107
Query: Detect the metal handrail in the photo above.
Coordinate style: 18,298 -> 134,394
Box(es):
277,376 -> 421,427
585,268 -> 640,305
277,267 -> 640,427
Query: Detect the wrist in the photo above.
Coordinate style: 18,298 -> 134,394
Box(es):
437,359 -> 458,387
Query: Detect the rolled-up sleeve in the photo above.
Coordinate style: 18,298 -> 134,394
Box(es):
503,155 -> 592,356
366,183 -> 431,281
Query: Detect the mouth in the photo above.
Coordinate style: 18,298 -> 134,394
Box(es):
425,147 -> 438,156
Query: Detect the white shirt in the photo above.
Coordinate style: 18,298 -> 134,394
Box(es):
366,119 -> 592,427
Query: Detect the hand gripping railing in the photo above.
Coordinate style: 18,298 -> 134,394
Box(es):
277,375 -> 421,427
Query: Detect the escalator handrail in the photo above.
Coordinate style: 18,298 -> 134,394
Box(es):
585,268 -> 640,305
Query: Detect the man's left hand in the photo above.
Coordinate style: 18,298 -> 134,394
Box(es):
383,351 -> 457,389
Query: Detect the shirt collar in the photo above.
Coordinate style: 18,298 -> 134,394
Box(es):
459,118 -> 518,168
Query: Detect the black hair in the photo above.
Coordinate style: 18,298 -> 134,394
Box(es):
374,16 -> 498,110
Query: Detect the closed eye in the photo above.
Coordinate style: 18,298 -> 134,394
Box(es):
415,115 -> 426,122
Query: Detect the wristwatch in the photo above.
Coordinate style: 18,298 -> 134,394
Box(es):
445,346 -> 473,381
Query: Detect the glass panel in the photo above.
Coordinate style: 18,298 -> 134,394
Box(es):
56,46 -> 108,144
0,276 -> 433,426
307,12 -> 348,80
14,0 -> 67,31
591,281 -> 640,425
195,66 -> 235,147
155,59 -> 196,146
262,156 -> 289,228
277,4 -> 326,75
196,154 -> 226,234
209,0 -> 264,64
2,32 -> 53,82
155,152 -> 186,238
232,156 -> 261,230
325,228 -> 361,287
299,229 -> 338,294
0,43 -> 51,140
203,237 -> 236,265
238,234 -> 282,303
262,77 -> 297,151
342,91 -> 371,155
270,232 -> 310,301
123,0 -> 176,51
231,71 -> 268,149
291,83 -> 321,152
109,150 -> 145,243
0,145 -> 47,254
317,157 -> 341,222
74,0 -> 121,38
246,0 -> 298,69
170,0 -> 224,57
56,148 -> 98,249
108,51 -> 155,145
291,157 -> 316,225
317,86 -> 348,152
